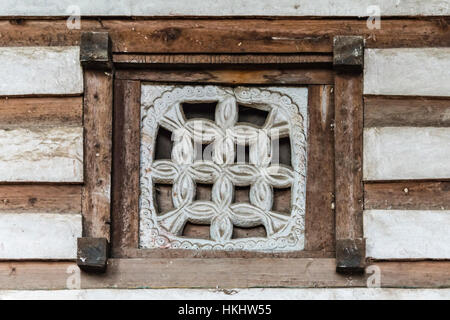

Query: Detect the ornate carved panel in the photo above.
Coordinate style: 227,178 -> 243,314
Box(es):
140,85 -> 308,252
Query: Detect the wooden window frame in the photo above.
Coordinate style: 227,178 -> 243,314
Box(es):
73,30 -> 449,289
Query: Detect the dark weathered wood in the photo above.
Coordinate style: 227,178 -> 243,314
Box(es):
333,36 -> 364,72
111,80 -> 141,257
80,31 -> 112,70
364,96 -> 450,127
0,96 -> 82,126
305,85 -> 335,252
113,53 -> 333,65
77,237 -> 109,273
1,259 -> 449,289
0,185 -> 81,213
115,68 -> 334,84
334,72 -> 364,272
364,181 -> 450,210
82,70 -> 113,240
336,238 -> 365,274
1,19 -> 449,53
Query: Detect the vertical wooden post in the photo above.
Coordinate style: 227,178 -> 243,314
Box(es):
79,32 -> 113,272
333,36 -> 365,274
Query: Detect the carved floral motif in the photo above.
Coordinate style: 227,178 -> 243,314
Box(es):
140,85 -> 307,252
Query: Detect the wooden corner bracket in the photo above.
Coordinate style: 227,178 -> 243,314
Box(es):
333,35 -> 366,274
77,237 -> 109,273
333,36 -> 364,72
80,31 -> 112,70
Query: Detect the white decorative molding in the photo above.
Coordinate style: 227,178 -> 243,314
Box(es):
140,85 -> 308,252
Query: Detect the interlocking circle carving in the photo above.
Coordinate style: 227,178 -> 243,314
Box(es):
140,85 -> 308,252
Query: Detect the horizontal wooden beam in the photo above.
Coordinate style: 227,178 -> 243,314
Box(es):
364,181 -> 450,210
364,95 -> 450,127
113,53 -> 333,65
115,68 -> 334,84
0,96 -> 82,127
0,185 -> 81,213
0,19 -> 449,54
0,259 -> 449,289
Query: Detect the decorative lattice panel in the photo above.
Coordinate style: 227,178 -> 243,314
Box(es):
140,85 -> 308,252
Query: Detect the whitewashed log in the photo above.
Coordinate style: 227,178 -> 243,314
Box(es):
0,0 -> 448,17
0,127 -> 83,182
363,127 -> 450,181
364,210 -> 450,259
1,288 -> 450,300
0,47 -> 83,96
364,48 -> 450,97
0,213 -> 81,259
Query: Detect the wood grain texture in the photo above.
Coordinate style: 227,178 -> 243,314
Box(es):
0,185 -> 81,214
364,48 -> 450,97
0,96 -> 82,126
334,73 -> 364,240
0,127 -> 83,183
82,70 -> 113,240
111,80 -> 141,257
363,127 -> 450,181
0,46 -> 83,96
305,85 -> 335,252
364,181 -> 450,210
0,213 -> 81,259
0,19 -> 449,54
116,68 -> 334,85
0,259 -> 449,289
364,210 -> 450,259
364,96 -> 450,127
113,53 -> 333,65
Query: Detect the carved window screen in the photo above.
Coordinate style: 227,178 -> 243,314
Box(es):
139,85 -> 308,252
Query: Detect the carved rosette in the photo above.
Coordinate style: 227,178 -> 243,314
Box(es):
140,85 -> 307,252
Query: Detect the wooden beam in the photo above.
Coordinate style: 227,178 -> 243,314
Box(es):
0,259 -> 449,289
111,80 -> 141,257
0,19 -> 449,54
115,68 -> 334,85
364,181 -> 450,210
364,96 -> 450,127
0,96 -> 82,127
305,85 -> 335,252
0,185 -> 81,214
112,53 -> 333,65
333,36 -> 365,273
81,32 -> 113,241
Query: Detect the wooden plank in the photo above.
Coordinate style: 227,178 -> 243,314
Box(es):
0,185 -> 81,213
364,96 -> 450,127
113,53 -> 333,65
0,213 -> 81,259
0,19 -> 449,54
363,127 -> 450,181
116,68 -> 334,85
364,48 -> 450,97
0,259 -> 449,289
111,80 -> 141,257
305,85 -> 335,252
334,73 -> 364,240
0,96 -> 82,126
0,0 -> 449,16
364,181 -> 450,210
0,127 -> 83,183
0,46 -> 83,96
82,70 -> 113,240
364,210 -> 450,259
83,258 -> 365,289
